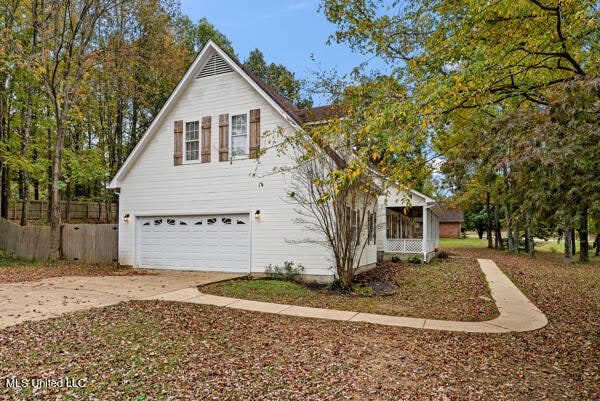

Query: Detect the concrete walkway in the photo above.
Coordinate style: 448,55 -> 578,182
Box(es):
1,259 -> 547,333
145,258 -> 548,333
0,271 -> 244,329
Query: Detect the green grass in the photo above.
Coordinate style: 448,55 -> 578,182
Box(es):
202,258 -> 499,321
439,236 -> 489,248
0,251 -> 43,267
206,278 -> 320,301
442,235 -> 598,257
536,239 -> 581,254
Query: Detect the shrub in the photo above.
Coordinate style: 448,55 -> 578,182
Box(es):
408,256 -> 422,264
327,278 -> 361,293
327,278 -> 346,292
264,260 -> 304,282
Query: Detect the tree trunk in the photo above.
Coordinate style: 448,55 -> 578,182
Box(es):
129,99 -> 138,154
46,127 -> 53,221
0,96 -> 8,220
494,201 -> 503,250
564,226 -> 573,264
514,223 -> 520,253
338,260 -> 354,289
571,228 -> 576,257
505,204 -> 514,252
65,180 -> 71,223
0,61 -> 7,220
1,166 -> 9,219
486,192 -> 493,248
49,116 -> 66,260
20,99 -> 33,226
20,0 -> 38,227
0,164 -> 3,219
525,213 -> 535,258
579,206 -> 589,262
116,100 -> 124,167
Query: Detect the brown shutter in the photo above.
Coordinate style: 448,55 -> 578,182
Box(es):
219,113 -> 229,162
249,108 -> 260,159
201,116 -> 211,163
173,120 -> 183,166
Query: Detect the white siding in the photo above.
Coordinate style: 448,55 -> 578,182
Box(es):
117,69 -> 345,277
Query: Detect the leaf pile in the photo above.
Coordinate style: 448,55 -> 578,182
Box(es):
0,248 -> 598,400
0,261 -> 150,284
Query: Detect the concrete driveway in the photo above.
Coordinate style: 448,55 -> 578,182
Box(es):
0,271 -> 244,329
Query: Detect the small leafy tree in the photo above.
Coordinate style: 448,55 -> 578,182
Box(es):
268,75 -> 430,287
280,126 -> 378,288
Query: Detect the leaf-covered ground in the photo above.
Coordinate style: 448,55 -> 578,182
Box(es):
0,248 -> 598,400
202,257 -> 498,321
0,261 -> 149,284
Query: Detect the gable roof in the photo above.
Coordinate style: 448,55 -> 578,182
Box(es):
298,104 -> 344,124
108,40 -> 307,189
438,203 -> 464,222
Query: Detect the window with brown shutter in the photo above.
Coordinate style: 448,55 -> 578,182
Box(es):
201,116 -> 211,163
219,113 -> 229,162
249,108 -> 260,158
173,120 -> 183,166
231,114 -> 248,157
185,121 -> 200,161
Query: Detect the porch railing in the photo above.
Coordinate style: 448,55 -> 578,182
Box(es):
385,238 -> 423,253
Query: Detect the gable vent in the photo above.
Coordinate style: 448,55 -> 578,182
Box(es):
196,52 -> 234,79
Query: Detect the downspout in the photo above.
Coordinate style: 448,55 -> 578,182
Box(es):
422,205 -> 428,262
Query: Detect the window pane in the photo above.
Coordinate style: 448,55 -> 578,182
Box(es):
231,114 -> 247,156
231,115 -> 247,136
231,135 -> 247,157
185,121 -> 199,160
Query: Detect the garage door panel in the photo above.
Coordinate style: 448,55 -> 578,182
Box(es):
138,214 -> 249,273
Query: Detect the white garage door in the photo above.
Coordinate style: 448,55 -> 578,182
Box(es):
138,214 -> 250,273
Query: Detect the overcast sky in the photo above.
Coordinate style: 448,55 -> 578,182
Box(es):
178,0 -> 383,105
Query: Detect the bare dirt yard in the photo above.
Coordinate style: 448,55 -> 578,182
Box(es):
0,248 -> 598,400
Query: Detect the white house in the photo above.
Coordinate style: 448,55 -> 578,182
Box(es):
108,40 -> 441,281
108,40 -> 378,281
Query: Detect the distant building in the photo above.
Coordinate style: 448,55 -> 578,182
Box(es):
414,203 -> 463,239
438,204 -> 463,238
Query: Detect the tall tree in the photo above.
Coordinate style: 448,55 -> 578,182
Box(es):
321,0 -> 599,262
244,49 -> 313,109
30,0 -> 114,258
176,16 -> 234,63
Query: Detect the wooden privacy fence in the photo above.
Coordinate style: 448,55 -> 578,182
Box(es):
62,224 -> 118,263
0,218 -> 50,261
7,200 -> 117,223
0,218 -> 118,263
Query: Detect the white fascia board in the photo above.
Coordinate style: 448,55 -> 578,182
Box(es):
409,188 -> 435,204
427,202 -> 444,217
381,187 -> 431,207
